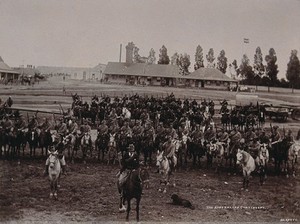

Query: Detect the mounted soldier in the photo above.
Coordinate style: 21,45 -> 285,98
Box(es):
217,127 -> 229,149
191,124 -> 203,145
39,117 -> 52,134
67,117 -> 78,134
248,137 -> 261,164
15,115 -> 27,132
117,144 -> 139,195
204,124 -> 216,144
270,125 -> 281,145
243,127 -> 257,146
28,116 -> 39,132
2,115 -> 14,138
132,120 -> 144,155
162,135 -> 177,170
56,117 -> 68,138
44,145 -> 67,176
142,121 -> 155,165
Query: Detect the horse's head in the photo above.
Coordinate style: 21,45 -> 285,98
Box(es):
156,150 -> 164,167
236,149 -> 244,165
48,151 -> 59,169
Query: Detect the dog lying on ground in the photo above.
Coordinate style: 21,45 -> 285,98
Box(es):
171,194 -> 195,210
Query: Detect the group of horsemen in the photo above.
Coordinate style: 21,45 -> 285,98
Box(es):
1,94 -> 298,192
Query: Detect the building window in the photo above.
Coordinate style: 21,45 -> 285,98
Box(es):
157,77 -> 161,81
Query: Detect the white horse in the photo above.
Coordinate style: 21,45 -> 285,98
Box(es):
286,142 -> 300,177
156,150 -> 177,193
122,107 -> 131,119
236,149 -> 255,190
48,150 -> 61,199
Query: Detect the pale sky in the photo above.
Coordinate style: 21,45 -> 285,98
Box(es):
0,0 -> 299,79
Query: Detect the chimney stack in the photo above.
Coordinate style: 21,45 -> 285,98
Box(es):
119,44 -> 122,63
125,42 -> 135,65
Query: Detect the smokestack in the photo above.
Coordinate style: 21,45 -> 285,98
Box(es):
119,44 -> 122,63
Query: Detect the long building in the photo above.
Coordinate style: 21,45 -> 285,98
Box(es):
104,42 -> 238,89
0,56 -> 20,83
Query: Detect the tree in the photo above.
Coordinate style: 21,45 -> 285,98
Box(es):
206,48 -> 215,68
178,53 -> 191,76
239,54 -> 254,84
265,48 -> 279,87
147,48 -> 156,64
171,52 -> 180,66
253,47 -> 265,89
217,50 -> 227,74
158,45 -> 170,64
286,50 -> 300,91
194,45 -> 204,70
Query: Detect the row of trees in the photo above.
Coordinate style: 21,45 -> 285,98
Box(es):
142,45 -> 300,90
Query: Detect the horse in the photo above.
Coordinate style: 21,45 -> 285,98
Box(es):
236,149 -> 255,190
285,142 -> 300,177
122,107 -> 131,119
141,131 -> 155,166
95,133 -> 109,162
26,130 -> 39,157
221,113 -> 231,131
256,143 -> 269,185
62,133 -> 76,163
39,130 -> 52,157
81,132 -> 92,164
188,138 -> 206,168
48,150 -> 61,199
175,134 -> 189,167
117,168 -> 150,222
156,150 -> 177,193
107,133 -> 120,165
270,138 -> 290,175
207,141 -> 225,173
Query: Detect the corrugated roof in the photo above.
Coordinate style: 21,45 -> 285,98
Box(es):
104,62 -> 237,82
188,67 -> 237,82
104,62 -> 180,78
0,56 -> 20,74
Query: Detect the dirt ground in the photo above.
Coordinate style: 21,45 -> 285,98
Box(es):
0,78 -> 300,223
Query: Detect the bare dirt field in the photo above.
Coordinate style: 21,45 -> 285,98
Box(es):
0,77 -> 300,223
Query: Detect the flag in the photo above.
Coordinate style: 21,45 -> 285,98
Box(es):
244,38 -> 249,44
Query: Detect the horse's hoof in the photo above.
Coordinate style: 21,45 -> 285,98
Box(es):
173,183 -> 176,187
158,188 -> 162,192
163,189 -> 167,194
50,193 -> 53,198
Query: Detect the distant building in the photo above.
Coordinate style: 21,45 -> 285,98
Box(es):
0,56 -> 20,83
14,65 -> 41,78
104,42 -> 238,89
37,63 -> 106,81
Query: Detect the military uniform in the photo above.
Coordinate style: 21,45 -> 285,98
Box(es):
118,144 -> 139,191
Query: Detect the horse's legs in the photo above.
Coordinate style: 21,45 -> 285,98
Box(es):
126,199 -> 131,221
136,197 -> 140,222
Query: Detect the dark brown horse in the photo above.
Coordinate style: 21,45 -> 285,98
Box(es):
117,168 -> 149,222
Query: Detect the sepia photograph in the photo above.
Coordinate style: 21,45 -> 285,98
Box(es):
0,0 -> 299,223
